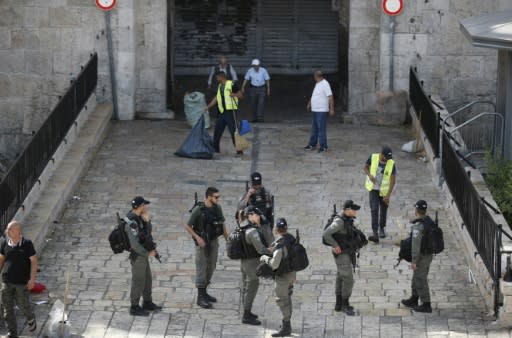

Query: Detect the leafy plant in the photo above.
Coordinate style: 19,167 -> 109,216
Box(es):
485,152 -> 512,224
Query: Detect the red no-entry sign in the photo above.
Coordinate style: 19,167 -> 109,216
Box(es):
382,0 -> 404,16
96,0 -> 117,11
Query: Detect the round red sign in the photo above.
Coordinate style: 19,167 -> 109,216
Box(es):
382,0 -> 404,16
96,0 -> 117,11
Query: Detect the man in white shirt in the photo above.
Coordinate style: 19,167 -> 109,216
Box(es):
242,59 -> 270,123
207,55 -> 238,90
304,71 -> 334,153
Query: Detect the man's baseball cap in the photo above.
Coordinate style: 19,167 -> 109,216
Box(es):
343,200 -> 361,211
415,200 -> 428,211
132,196 -> 150,209
246,206 -> 263,216
276,218 -> 288,229
251,172 -> 262,184
381,146 -> 393,159
251,59 -> 260,66
215,70 -> 227,77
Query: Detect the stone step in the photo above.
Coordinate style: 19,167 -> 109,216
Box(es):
22,102 -> 112,253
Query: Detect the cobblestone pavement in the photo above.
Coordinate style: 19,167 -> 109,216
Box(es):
8,120 -> 512,337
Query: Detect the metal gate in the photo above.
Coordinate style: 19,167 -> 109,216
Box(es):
173,0 -> 339,75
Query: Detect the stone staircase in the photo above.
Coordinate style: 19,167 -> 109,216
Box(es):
16,100 -> 112,252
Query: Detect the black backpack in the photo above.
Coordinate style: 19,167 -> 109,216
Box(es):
108,213 -> 132,254
422,213 -> 444,255
275,230 -> 309,274
226,226 -> 248,260
288,230 -> 309,272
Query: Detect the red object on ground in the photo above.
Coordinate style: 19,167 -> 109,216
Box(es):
30,282 -> 47,293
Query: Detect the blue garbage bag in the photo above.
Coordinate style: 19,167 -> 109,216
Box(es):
175,115 -> 214,159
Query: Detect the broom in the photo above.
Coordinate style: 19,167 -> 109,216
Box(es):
231,98 -> 250,152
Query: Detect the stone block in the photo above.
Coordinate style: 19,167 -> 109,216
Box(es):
0,28 -> 10,49
52,51 -> 72,74
139,69 -> 165,90
38,28 -> 61,50
10,29 -> 40,49
376,90 -> 408,125
23,6 -> 50,28
0,50 -> 25,72
25,50 -> 52,75
0,98 -> 24,131
49,7 -> 82,27
0,74 -> 11,98
350,6 -> 380,29
0,6 -> 24,27
349,28 -> 380,51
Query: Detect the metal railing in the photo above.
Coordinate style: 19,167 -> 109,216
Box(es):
0,53 -> 98,229
442,129 -> 501,316
409,67 -> 440,157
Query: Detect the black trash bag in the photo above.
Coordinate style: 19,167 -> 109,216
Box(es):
175,115 -> 215,159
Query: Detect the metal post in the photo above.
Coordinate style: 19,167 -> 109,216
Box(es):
389,16 -> 395,92
496,224 -> 503,317
105,11 -> 119,120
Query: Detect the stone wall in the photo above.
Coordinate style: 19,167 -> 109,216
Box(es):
135,0 -> 167,115
349,0 -> 508,115
0,0 -> 169,156
0,1 -> 108,157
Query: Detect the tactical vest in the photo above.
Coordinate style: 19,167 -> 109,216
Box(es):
365,153 -> 395,196
216,80 -> 238,113
194,202 -> 224,240
242,224 -> 267,259
273,234 -> 294,276
249,187 -> 268,214
330,216 -> 355,251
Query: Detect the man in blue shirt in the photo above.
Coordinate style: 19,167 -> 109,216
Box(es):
242,59 -> 270,123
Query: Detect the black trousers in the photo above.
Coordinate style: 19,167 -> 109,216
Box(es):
369,190 -> 388,233
213,110 -> 236,152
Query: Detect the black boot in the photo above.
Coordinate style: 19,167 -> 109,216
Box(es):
368,232 -> 379,243
401,295 -> 419,308
342,298 -> 354,311
334,295 -> 342,312
205,290 -> 217,303
242,310 -> 261,325
197,288 -> 212,309
413,302 -> 432,313
341,298 -> 355,316
272,320 -> 292,337
130,305 -> 150,316
142,301 -> 163,311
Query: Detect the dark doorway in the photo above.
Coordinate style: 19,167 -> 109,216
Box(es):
167,0 -> 346,121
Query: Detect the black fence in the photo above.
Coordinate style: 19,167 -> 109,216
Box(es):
442,133 -> 501,315
0,53 -> 98,229
409,67 -> 440,157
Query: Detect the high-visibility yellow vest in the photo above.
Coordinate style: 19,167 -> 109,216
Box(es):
216,80 -> 238,113
365,153 -> 395,196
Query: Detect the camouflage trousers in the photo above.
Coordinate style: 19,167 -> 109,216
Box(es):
1,282 -> 35,335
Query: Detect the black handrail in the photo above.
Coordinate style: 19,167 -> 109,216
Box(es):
0,53 -> 98,230
409,67 -> 440,157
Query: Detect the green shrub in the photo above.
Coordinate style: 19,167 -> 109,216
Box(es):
485,153 -> 512,224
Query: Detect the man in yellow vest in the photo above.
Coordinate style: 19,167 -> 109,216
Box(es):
363,146 -> 396,243
205,71 -> 244,155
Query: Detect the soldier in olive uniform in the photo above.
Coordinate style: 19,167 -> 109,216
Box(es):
238,172 -> 274,226
240,206 -> 272,325
125,196 -> 162,316
322,200 -> 361,316
401,200 -> 434,313
260,218 -> 296,337
185,187 -> 228,309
